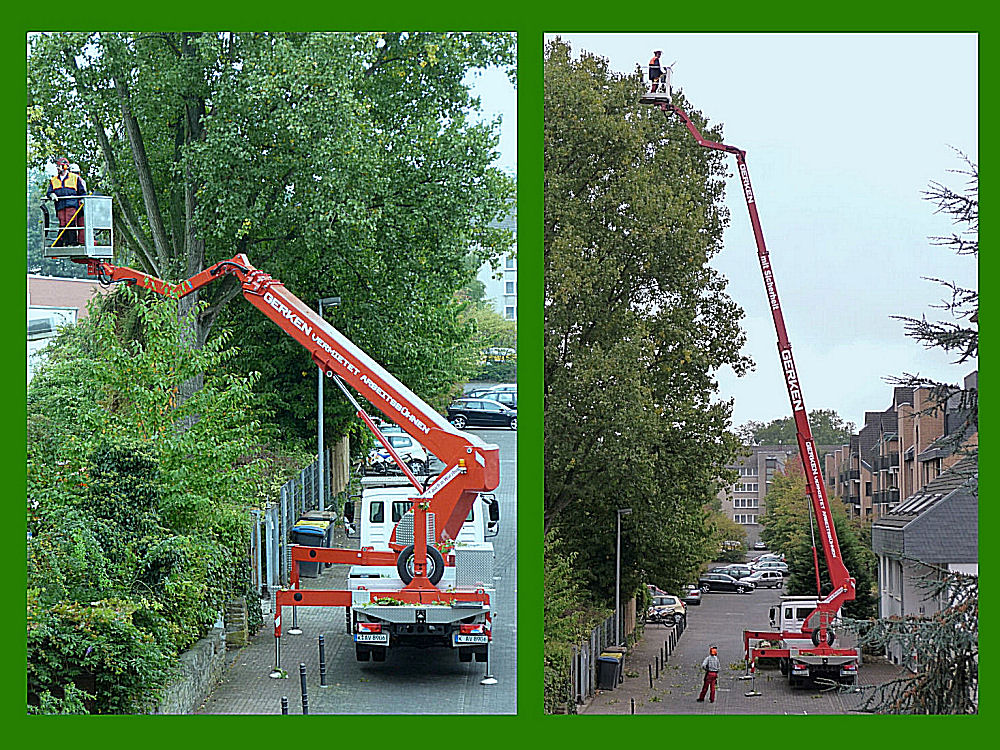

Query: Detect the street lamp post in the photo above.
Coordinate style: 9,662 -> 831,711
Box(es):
615,507 -> 632,645
317,296 -> 341,512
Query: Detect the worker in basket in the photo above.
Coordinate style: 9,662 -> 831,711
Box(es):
648,50 -> 664,93
46,157 -> 87,246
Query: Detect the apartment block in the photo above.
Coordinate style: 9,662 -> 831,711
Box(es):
824,373 -> 977,521
719,445 -> 798,546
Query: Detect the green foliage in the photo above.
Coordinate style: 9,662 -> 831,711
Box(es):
739,409 -> 856,447
26,288 -> 283,712
28,31 -> 516,442
27,593 -> 174,714
543,39 -> 750,607
543,533 -> 611,714
759,468 -> 877,620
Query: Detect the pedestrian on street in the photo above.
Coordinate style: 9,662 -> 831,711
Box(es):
697,646 -> 720,703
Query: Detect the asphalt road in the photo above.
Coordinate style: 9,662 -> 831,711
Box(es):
583,563 -> 902,715
197,426 -> 517,715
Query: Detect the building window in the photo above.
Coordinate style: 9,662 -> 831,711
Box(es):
734,514 -> 758,524
505,256 -> 515,270
734,483 -> 759,493
505,281 -> 515,294
504,306 -> 515,320
734,498 -> 759,509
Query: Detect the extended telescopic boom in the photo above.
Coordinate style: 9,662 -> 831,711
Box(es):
643,97 -> 856,624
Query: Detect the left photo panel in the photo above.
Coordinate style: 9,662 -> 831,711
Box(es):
27,31 -> 517,715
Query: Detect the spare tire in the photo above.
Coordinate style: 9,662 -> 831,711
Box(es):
396,544 -> 445,585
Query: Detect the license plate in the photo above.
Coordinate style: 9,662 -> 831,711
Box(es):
355,633 -> 389,644
453,634 -> 489,645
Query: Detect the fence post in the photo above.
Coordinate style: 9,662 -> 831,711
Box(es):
252,509 -> 262,598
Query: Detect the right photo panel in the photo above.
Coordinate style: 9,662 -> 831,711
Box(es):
543,33 -> 979,715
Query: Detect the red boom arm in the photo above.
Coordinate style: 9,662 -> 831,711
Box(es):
657,103 -> 856,617
84,254 -> 501,544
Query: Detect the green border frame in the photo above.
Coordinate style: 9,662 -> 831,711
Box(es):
6,2 -> 990,740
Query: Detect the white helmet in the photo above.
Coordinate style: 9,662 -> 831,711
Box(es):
69,163 -> 81,174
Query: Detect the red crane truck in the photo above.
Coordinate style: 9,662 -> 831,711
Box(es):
50,226 -> 501,672
640,77 -> 860,688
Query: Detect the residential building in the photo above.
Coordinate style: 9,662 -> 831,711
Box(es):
27,274 -> 111,383
476,212 -> 517,321
825,373 -> 977,520
871,454 -> 978,667
719,445 -> 798,546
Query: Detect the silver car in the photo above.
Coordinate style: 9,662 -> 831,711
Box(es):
740,570 -> 784,588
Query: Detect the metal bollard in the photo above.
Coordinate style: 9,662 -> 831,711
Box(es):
299,662 -> 309,715
281,696 -> 289,715
661,644 -> 665,665
655,655 -> 659,679
630,697 -> 635,714
648,663 -> 653,688
318,635 -> 328,688
269,635 -> 283,678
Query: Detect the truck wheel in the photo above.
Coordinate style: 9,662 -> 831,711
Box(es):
355,645 -> 371,662
397,544 -> 445,585
458,648 -> 473,663
452,415 -> 468,429
371,647 -> 387,662
779,658 -> 789,676
811,628 -> 837,647
474,647 -> 488,663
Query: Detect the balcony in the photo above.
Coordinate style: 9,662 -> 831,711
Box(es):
875,453 -> 900,471
873,488 -> 900,505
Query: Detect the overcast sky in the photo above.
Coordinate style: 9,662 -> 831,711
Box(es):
466,64 -> 517,176
546,33 -> 978,431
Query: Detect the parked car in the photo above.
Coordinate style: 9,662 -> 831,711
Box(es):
647,593 -> 687,624
751,560 -> 789,574
754,553 -> 785,563
365,433 -> 431,475
698,572 -> 755,594
682,584 -> 703,606
739,570 -> 784,589
487,390 -> 517,409
711,564 -> 753,580
445,398 -> 517,430
753,540 -> 767,551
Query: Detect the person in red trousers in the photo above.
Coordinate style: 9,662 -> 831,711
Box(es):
697,646 -> 720,703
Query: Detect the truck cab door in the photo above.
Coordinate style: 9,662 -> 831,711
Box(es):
769,606 -> 777,629
484,493 -> 500,538
343,496 -> 360,539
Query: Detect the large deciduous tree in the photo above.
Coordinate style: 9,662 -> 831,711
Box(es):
28,32 -> 515,440
543,39 -> 751,604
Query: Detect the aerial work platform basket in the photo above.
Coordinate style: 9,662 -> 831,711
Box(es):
638,62 -> 673,105
42,194 -> 114,261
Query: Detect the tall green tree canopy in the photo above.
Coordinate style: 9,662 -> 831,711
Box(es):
28,31 -> 515,440
543,39 -> 751,602
740,408 -> 856,447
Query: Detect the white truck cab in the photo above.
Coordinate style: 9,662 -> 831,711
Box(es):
341,476 -> 500,663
